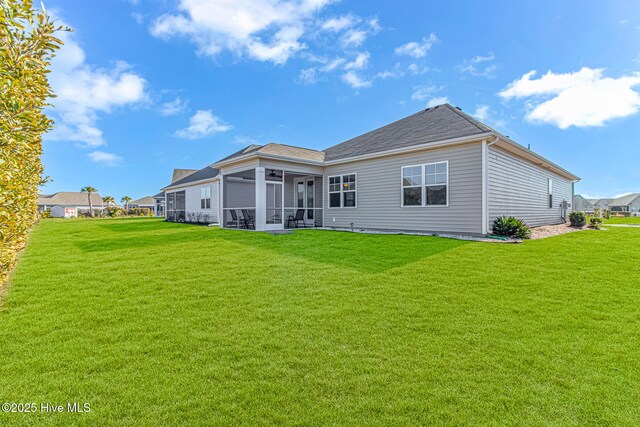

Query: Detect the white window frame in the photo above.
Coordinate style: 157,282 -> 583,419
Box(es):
327,173 -> 357,209
401,164 -> 424,208
548,178 -> 553,209
200,186 -> 211,210
400,161 -> 449,208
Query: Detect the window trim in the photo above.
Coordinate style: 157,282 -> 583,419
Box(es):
327,173 -> 357,209
548,178 -> 553,209
400,161 -> 449,208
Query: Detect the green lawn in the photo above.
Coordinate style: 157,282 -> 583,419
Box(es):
603,216 -> 640,224
1,218 -> 639,425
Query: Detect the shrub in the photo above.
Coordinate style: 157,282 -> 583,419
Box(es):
40,209 -> 51,219
0,2 -> 64,287
106,207 -> 124,217
589,217 -> 602,229
492,216 -> 531,239
128,208 -> 151,216
569,211 -> 586,226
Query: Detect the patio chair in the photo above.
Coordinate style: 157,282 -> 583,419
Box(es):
226,210 -> 240,228
287,209 -> 306,228
241,209 -> 255,229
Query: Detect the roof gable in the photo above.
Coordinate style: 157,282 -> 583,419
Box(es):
165,165 -> 219,189
171,169 -> 198,183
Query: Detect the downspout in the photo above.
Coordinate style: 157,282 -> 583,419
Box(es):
482,136 -> 500,235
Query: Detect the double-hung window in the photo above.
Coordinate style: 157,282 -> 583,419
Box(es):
200,186 -> 211,209
328,174 -> 356,208
402,161 -> 448,207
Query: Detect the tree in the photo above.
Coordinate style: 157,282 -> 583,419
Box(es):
81,186 -> 97,217
102,195 -> 114,207
121,196 -> 131,211
1,1 -> 65,286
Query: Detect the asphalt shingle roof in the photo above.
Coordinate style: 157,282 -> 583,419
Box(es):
165,165 -> 219,189
36,192 -> 104,207
610,193 -> 640,206
130,196 -> 155,206
171,169 -> 198,183
323,104 -> 492,161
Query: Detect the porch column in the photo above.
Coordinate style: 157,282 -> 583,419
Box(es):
219,174 -> 224,228
255,167 -> 266,231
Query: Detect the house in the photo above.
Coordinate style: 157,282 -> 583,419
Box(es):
153,192 -> 166,217
609,193 -> 640,214
37,192 -> 104,217
161,104 -> 580,235
588,198 -> 613,210
129,196 -> 155,210
573,194 -> 594,212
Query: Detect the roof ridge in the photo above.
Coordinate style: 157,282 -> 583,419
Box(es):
442,104 -> 491,133
264,142 -> 322,152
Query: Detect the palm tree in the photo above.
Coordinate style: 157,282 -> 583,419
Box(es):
121,196 -> 131,211
102,195 -> 114,208
81,186 -> 97,217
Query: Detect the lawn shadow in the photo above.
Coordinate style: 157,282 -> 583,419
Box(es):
216,229 -> 471,274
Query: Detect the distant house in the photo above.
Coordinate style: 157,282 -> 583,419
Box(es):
573,194 -> 594,212
589,198 -> 613,210
158,104 -> 579,234
129,196 -> 155,210
609,193 -> 640,214
37,192 -> 104,217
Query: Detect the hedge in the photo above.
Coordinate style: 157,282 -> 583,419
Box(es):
0,1 -> 64,286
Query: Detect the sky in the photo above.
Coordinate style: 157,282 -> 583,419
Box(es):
40,0 -> 640,202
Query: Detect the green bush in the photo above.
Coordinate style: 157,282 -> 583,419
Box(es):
492,216 -> 531,239
589,217 -> 602,229
128,208 -> 151,216
569,211 -> 586,226
0,2 -> 64,287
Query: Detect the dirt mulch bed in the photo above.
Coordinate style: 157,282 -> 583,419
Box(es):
529,223 -> 589,240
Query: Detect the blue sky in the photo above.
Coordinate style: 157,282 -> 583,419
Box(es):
41,0 -> 640,201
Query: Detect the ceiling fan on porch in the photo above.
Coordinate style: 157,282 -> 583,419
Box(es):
267,169 -> 283,179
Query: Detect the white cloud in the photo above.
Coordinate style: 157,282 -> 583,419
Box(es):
160,97 -> 189,116
341,29 -> 367,47
620,19 -> 629,25
341,71 -> 372,89
321,15 -> 354,32
474,105 -> 490,121
150,0 -> 333,65
376,63 -> 404,80
395,33 -> 438,58
426,96 -> 450,108
297,67 -> 319,84
499,67 -> 640,129
88,151 -> 122,166
343,52 -> 369,70
46,27 -> 148,147
131,12 -> 144,25
233,135 -> 260,146
411,84 -> 441,101
408,63 -> 429,75
460,52 -> 496,78
175,110 -> 232,139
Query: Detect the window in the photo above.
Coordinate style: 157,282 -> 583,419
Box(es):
548,178 -> 553,209
401,161 -> 448,207
402,165 -> 422,206
200,186 -> 211,209
328,174 -> 356,208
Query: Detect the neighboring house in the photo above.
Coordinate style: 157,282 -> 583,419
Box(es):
588,198 -> 613,210
609,193 -> 640,214
161,104 -> 580,234
129,196 -> 155,210
37,192 -> 104,216
50,206 -> 78,218
574,194 -> 594,212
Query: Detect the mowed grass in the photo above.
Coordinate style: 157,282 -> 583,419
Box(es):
603,216 -> 640,224
1,218 -> 639,425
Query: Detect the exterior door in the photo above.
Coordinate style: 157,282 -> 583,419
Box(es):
294,178 -> 315,221
266,181 -> 283,230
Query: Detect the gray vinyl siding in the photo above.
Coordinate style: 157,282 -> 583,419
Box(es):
184,182 -> 219,223
224,179 -> 255,208
488,146 -> 573,228
323,142 -> 483,233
